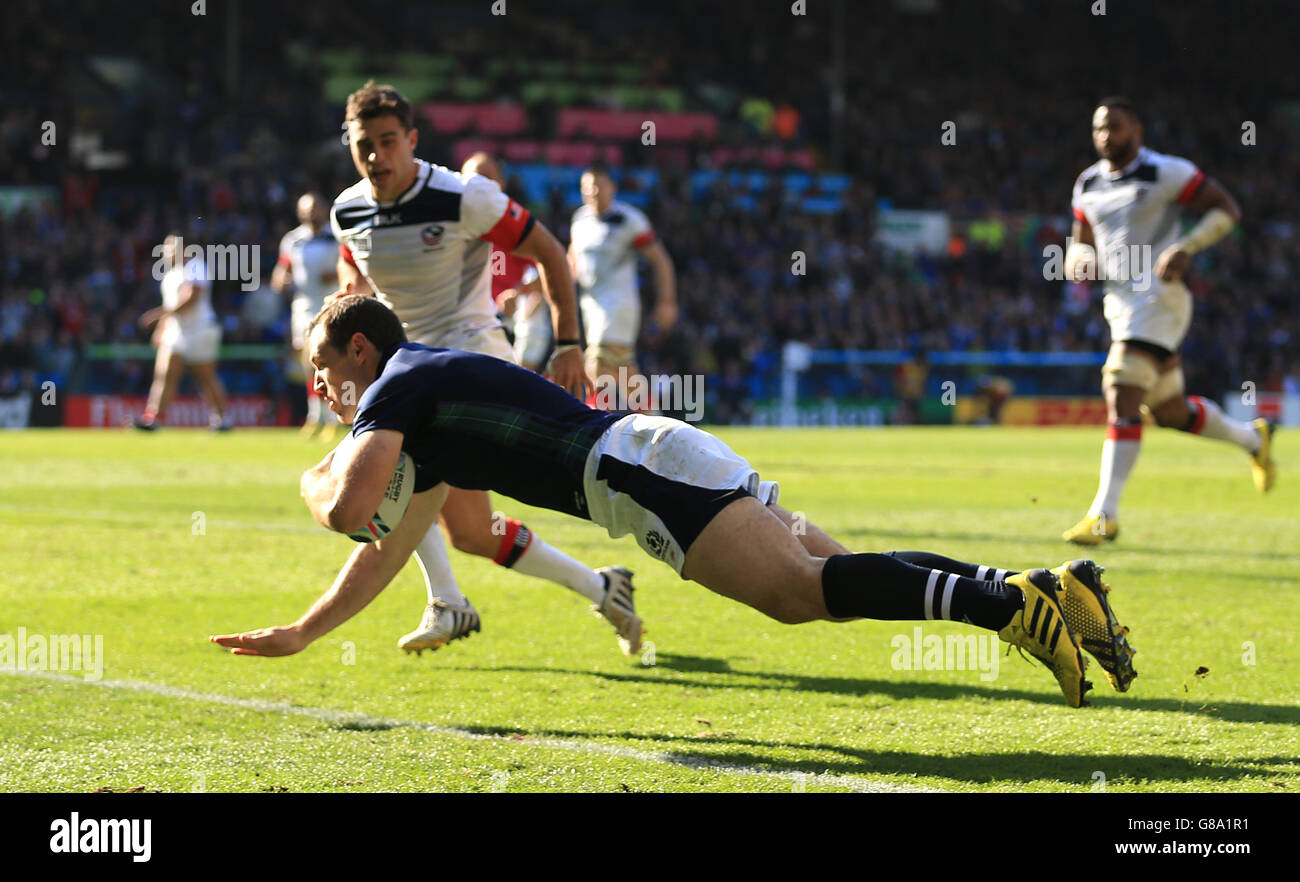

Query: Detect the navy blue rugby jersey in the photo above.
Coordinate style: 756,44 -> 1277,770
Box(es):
350,344 -> 618,518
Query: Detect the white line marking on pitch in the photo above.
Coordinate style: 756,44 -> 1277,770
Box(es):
9,670 -> 941,793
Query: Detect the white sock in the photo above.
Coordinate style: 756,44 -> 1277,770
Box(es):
509,532 -> 607,603
1089,424 -> 1142,520
1186,395 -> 1260,452
413,524 -> 467,607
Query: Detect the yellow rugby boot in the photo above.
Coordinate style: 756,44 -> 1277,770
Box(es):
1000,569 -> 1091,707
1250,418 -> 1277,493
1051,560 -> 1137,692
1062,512 -> 1118,545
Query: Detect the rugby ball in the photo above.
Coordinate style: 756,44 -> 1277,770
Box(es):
347,451 -> 415,542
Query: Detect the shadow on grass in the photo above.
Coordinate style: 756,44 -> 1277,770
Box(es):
452,720 -> 1296,787
442,654 -> 1300,725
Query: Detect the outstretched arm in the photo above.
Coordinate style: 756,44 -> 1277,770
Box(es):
210,482 -> 450,656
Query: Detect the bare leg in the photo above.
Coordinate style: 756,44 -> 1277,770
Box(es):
145,349 -> 185,421
190,362 -> 228,425
767,503 -> 850,556
682,496 -> 830,624
440,486 -> 607,603
439,487 -> 503,558
683,496 -> 1025,632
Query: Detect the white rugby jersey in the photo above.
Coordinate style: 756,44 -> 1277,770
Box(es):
330,159 -> 534,341
278,223 -> 338,314
1071,146 -> 1206,300
161,257 -> 217,333
570,200 -> 656,304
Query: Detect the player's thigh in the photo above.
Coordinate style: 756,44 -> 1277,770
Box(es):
189,360 -> 218,383
683,495 -> 827,624
438,487 -> 498,553
1102,342 -> 1157,420
767,503 -> 850,556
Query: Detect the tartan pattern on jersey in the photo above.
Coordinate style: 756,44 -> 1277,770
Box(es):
433,402 -> 611,475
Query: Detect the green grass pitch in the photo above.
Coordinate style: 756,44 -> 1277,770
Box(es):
1,426 -> 1296,792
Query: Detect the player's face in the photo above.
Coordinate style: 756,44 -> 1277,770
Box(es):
1092,106 -> 1140,165
581,172 -> 614,213
298,194 -> 325,228
307,324 -> 369,425
348,115 -> 418,202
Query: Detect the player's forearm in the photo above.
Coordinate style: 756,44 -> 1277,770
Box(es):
292,542 -> 407,645
271,264 -> 291,294
653,251 -> 677,307
1174,206 -> 1236,255
535,250 -> 581,339
337,259 -> 374,295
295,484 -> 445,646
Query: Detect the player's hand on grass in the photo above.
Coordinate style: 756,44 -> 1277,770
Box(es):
548,346 -> 588,400
209,625 -> 306,657
1155,246 -> 1191,281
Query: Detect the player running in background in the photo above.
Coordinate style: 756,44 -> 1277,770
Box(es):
1061,97 -> 1276,545
329,82 -> 639,655
461,151 -> 552,372
271,192 -> 338,438
212,295 -> 1139,709
570,161 -> 677,408
134,233 -> 231,431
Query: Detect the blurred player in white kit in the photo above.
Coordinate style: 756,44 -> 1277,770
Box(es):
134,233 -> 231,431
569,161 -> 677,408
272,192 -> 339,438
1061,97 -> 1276,545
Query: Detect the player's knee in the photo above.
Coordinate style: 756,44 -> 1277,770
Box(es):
762,560 -> 828,625
446,525 -> 495,557
763,597 -> 818,625
1151,400 -> 1188,428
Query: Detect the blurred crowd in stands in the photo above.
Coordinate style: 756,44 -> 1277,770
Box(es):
4,0 -> 1298,423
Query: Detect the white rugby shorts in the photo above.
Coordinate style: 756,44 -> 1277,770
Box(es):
582,414 -> 779,576
161,320 -> 221,365
1104,282 -> 1193,351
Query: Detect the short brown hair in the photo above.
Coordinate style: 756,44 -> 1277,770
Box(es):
345,80 -> 414,131
309,295 -> 407,355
